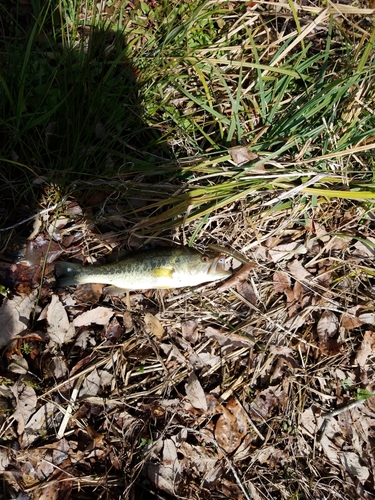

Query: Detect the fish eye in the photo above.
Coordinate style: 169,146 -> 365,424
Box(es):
201,255 -> 209,262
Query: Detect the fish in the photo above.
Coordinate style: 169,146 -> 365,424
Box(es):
55,247 -> 231,293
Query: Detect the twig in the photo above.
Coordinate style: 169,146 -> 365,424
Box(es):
317,397 -> 370,443
57,374 -> 84,440
0,197 -> 67,232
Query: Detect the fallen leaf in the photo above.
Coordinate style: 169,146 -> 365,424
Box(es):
178,441 -> 217,473
317,310 -> 341,356
339,452 -> 369,482
181,319 -> 199,344
11,381 -> 37,435
228,146 -> 258,166
328,235 -> 352,251
358,312 -> 375,325
205,326 -> 254,351
144,312 -> 165,339
185,372 -> 207,411
99,370 -> 113,389
355,331 -> 375,368
307,220 -> 330,242
73,306 -> 114,327
21,402 -> 58,448
25,234 -> 64,264
317,310 -> 339,340
0,262 -> 36,293
250,386 -> 285,422
47,295 -> 75,344
341,305 -> 364,330
86,425 -> 105,447
237,280 -> 257,305
8,354 -> 29,374
147,438 -> 181,495
352,238 -> 375,258
49,355 -> 68,379
123,310 -> 133,332
287,259 -> 313,281
73,283 -> 103,304
0,290 -> 38,348
218,478 -> 245,499
0,448 -> 10,473
273,271 -> 291,293
214,397 -> 249,454
79,369 -> 101,397
104,315 -> 125,344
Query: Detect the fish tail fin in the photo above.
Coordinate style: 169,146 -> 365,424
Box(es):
55,261 -> 83,287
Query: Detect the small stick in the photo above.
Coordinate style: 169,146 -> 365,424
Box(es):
0,197 -> 68,232
57,375 -> 84,440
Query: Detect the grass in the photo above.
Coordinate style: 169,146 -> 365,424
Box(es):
1,1 -> 375,499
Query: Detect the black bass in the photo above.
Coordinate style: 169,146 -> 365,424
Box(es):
55,247 -> 231,293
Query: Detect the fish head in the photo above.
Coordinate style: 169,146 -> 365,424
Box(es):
173,249 -> 231,287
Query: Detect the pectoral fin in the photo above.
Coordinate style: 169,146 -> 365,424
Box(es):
151,267 -> 174,278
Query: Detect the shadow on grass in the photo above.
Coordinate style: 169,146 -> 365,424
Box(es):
0,0 -> 173,253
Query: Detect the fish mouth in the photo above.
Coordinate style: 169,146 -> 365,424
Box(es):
208,254 -> 231,277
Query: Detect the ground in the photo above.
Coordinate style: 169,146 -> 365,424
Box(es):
0,1 -> 375,499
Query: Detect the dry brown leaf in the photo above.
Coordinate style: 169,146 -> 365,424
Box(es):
79,369 -> 101,397
307,220 -> 330,242
218,478 -> 245,500
338,452 -> 369,482
104,315 -> 125,344
358,312 -> 375,324
250,386 -> 284,422
8,354 -> 29,374
73,283 -> 103,303
214,397 -> 249,454
11,381 -> 37,435
317,310 -> 339,340
273,271 -> 291,293
328,235 -> 352,251
317,310 -> 341,356
0,449 -> 9,473
0,290 -> 38,348
73,306 -> 114,327
178,441 -> 217,473
185,372 -> 207,411
341,306 -> 363,330
21,402 -> 57,448
47,294 -> 75,345
0,262 -> 37,294
205,326 -> 254,349
147,438 -> 181,495
237,281 -> 257,305
228,146 -> 258,166
181,319 -> 199,343
49,355 -> 68,379
86,425 -> 105,447
144,312 -> 165,339
287,259 -> 313,281
352,238 -> 375,258
355,331 -> 375,368
123,310 -> 134,332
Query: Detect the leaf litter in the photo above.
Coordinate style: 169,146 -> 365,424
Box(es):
1,190 -> 375,500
